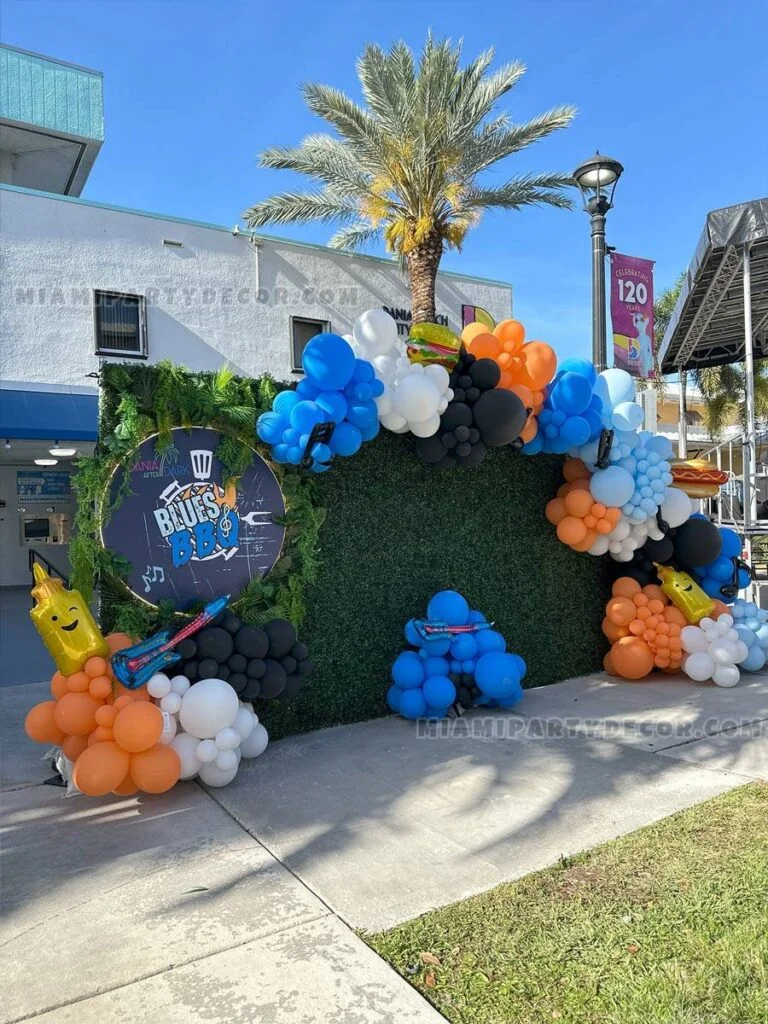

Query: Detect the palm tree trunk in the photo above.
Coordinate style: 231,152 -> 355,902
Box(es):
406,231 -> 443,324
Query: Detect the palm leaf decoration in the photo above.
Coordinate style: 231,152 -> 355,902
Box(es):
694,360 -> 768,437
244,35 -> 575,323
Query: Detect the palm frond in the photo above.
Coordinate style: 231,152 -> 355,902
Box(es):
244,189 -> 358,228
328,222 -> 384,252
460,173 -> 574,212
301,82 -> 385,165
260,135 -> 370,197
462,105 -> 577,175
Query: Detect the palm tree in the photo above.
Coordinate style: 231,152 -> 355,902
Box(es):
636,273 -> 685,397
694,361 -> 768,437
243,36 -> 575,323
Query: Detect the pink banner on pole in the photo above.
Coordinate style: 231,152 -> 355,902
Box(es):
610,252 -> 655,378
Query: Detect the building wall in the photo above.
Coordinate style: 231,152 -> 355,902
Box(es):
0,186 -> 512,388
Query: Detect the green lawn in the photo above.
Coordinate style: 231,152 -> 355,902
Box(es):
366,783 -> 768,1024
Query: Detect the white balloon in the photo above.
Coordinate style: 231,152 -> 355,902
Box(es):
234,707 -> 256,741
170,675 -> 191,695
170,733 -> 202,780
159,711 -> 177,745
147,673 -> 171,699
438,396 -> 449,414
734,640 -> 750,663
711,644 -> 736,666
240,722 -> 269,758
423,363 -> 450,392
699,617 -> 715,632
660,488 -> 694,528
683,651 -> 715,681
712,664 -> 740,688
373,355 -> 397,385
588,535 -> 611,556
716,614 -> 734,632
379,411 -> 410,433
215,726 -> 241,750
681,625 -> 709,653
195,739 -> 219,763
409,412 -> 441,438
392,374 -> 440,421
610,520 -> 631,542
353,308 -> 399,356
179,678 -> 239,739
375,389 -> 394,417
198,760 -> 239,787
215,748 -> 239,772
160,691 -> 182,715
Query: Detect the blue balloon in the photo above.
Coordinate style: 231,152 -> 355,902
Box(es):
468,609 -> 486,624
422,675 -> 456,709
560,416 -> 590,447
496,683 -> 524,708
404,619 -> 421,646
462,659 -> 476,673
329,421 -> 362,457
702,576 -> 725,599
450,659 -> 463,674
311,442 -> 332,464
346,400 -> 379,430
557,358 -> 597,385
315,391 -> 348,423
737,567 -> 752,590
296,378 -> 320,399
709,556 -> 734,582
424,657 -> 450,677
427,590 -> 469,626
386,685 -> 402,712
421,635 -> 452,655
302,333 -> 356,390
741,646 -> 766,672
399,688 -> 427,720
358,416 -> 381,442
392,651 -> 425,689
256,411 -> 286,444
509,653 -> 527,679
352,358 -> 375,383
590,465 -> 635,506
719,529 -> 742,559
424,705 -> 448,719
273,390 -> 299,416
451,634 -> 478,661
475,652 -> 522,699
290,400 -> 325,434
272,444 -> 289,464
476,630 -> 506,655
522,434 -> 545,456
285,445 -> 303,464
548,372 -> 592,415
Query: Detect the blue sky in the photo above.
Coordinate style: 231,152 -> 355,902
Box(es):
4,0 -> 767,359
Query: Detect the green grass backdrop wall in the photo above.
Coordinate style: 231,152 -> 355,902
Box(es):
265,431 -> 611,740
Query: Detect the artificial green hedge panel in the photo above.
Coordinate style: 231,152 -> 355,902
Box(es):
264,432 -> 612,741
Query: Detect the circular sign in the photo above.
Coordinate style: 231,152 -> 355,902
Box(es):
102,428 -> 285,608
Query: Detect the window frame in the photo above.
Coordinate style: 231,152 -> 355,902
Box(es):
93,289 -> 148,359
289,315 -> 331,374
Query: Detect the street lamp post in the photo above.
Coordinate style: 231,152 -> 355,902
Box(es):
573,153 -> 624,373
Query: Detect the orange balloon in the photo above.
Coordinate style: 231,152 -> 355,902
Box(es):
545,498 -> 567,525
89,676 -> 112,700
509,383 -> 534,408
603,650 -> 618,676
112,694 -> 134,711
634,593 -> 649,607
54,692 -> 101,736
606,596 -> 637,627
66,671 -> 90,693
591,502 -> 607,517
113,701 -> 163,753
604,507 -> 622,524
461,321 -> 493,345
88,725 -> 114,746
563,458 -> 589,482
570,529 -> 597,552
642,584 -> 666,604
493,319 -> 526,350
112,681 -> 149,703
25,701 -> 66,745
84,656 -> 108,679
105,633 -> 134,655
629,619 -> 645,636
595,519 -> 614,535
468,332 -> 502,360
602,617 -> 630,642
51,671 -> 69,700
520,417 -> 538,444
648,599 -> 665,616
611,637 -> 655,680
113,776 -> 139,796
612,577 -> 642,599
130,744 -> 181,794
564,489 -> 593,518
664,606 -> 687,627
95,704 -> 118,727
557,517 -> 587,546
73,741 -> 130,797
584,514 -> 597,529
521,342 -> 557,389
498,369 -> 515,389
711,600 -> 730,619
61,733 -> 88,762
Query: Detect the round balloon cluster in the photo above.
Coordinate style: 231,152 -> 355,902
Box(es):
176,613 -> 312,703
462,318 -> 557,446
257,331 -> 384,471
149,676 -> 269,788
730,599 -> 768,672
681,614 -> 749,688
523,358 -> 604,454
351,309 -> 455,438
386,589 -> 526,719
602,578 -> 688,678
413,350 -> 528,469
688,525 -> 748,601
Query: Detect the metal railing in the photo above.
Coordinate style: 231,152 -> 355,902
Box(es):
28,548 -> 70,588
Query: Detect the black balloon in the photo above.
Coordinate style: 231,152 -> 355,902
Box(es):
183,660 -> 199,682
228,672 -> 248,693
196,627 -> 234,663
673,517 -> 722,569
414,433 -> 447,464
242,677 -> 261,700
279,675 -> 303,700
234,626 -> 269,660
221,613 -> 243,635
259,659 -> 288,698
216,665 -> 231,681
265,619 -> 297,658
281,655 -> 297,674
441,402 -> 473,432
228,653 -> 247,673
176,637 -> 197,661
454,440 -> 487,468
643,536 -> 674,565
247,658 -> 266,679
468,358 -> 500,390
291,642 -> 309,661
454,425 -> 470,442
472,389 -> 527,447
297,658 -> 314,676
198,657 -> 219,680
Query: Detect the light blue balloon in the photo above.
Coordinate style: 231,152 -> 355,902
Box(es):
756,624 -> 768,646
741,646 -> 766,672
746,617 -> 762,632
611,401 -> 644,431
590,465 -> 635,507
595,367 -> 635,408
744,602 -> 759,617
645,434 -> 674,459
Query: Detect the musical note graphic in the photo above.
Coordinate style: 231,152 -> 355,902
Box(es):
142,565 -> 165,593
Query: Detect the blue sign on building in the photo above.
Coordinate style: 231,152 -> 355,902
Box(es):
17,470 -> 71,502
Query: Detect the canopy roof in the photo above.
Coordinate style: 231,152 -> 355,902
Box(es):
658,198 -> 768,372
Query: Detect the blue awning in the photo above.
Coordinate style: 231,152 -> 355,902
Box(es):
0,388 -> 98,440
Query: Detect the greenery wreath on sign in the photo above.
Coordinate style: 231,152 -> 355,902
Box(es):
70,360 -> 324,639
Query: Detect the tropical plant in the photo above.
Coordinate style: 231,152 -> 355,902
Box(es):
636,273 -> 685,397
694,360 -> 768,437
243,36 -> 575,323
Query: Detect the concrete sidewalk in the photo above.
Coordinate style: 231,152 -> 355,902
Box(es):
2,671 -> 767,1022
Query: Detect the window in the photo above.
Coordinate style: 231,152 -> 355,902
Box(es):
290,316 -> 330,373
94,290 -> 147,357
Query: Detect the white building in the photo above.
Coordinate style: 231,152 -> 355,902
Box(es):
0,44 -> 512,586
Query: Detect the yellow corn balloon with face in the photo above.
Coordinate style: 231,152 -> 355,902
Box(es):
655,564 -> 716,624
30,564 -> 108,675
